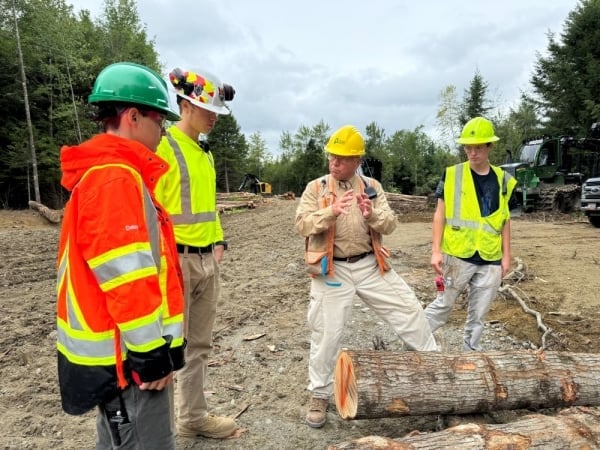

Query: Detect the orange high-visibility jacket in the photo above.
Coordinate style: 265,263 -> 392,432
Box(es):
57,133 -> 185,415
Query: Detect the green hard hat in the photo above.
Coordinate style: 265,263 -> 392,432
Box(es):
89,62 -> 180,121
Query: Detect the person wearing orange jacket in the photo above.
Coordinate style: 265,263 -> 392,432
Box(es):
56,62 -> 185,449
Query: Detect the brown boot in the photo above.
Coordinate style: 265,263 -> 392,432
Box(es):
177,414 -> 237,439
305,397 -> 328,428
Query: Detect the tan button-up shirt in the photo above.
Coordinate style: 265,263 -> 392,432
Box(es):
295,174 -> 397,258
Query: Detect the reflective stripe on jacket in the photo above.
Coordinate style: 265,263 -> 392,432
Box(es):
154,127 -> 224,246
442,162 -> 516,261
57,135 -> 184,415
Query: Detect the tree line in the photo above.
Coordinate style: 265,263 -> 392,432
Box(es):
1,0 -> 599,208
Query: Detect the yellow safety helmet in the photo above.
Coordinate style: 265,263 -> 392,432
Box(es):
324,125 -> 365,156
456,117 -> 500,145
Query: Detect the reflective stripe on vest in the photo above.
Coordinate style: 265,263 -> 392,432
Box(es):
165,133 -> 216,226
56,164 -> 171,366
446,163 -> 500,235
442,163 -> 516,260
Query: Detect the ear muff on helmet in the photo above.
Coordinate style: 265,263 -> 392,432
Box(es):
169,68 -> 234,115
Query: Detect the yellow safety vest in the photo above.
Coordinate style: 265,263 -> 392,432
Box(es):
442,162 -> 516,261
155,127 -> 224,246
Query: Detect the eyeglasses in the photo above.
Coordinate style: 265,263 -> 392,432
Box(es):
327,154 -> 359,164
140,110 -> 167,132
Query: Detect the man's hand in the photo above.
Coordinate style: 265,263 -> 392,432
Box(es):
431,250 -> 444,276
356,193 -> 372,218
214,244 -> 225,263
501,253 -> 511,278
138,372 -> 173,391
332,190 -> 354,216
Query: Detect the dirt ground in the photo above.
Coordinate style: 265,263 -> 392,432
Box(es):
1,199 -> 599,449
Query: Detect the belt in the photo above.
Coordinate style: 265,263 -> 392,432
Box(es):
333,251 -> 373,263
176,243 -> 213,254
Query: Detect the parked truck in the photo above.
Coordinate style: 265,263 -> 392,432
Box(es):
500,123 -> 600,213
580,176 -> 600,227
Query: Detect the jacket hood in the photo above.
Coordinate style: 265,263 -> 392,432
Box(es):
60,133 -> 168,192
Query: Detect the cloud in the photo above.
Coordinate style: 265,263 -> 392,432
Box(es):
69,0 -> 577,153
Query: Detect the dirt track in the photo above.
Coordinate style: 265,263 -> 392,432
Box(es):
1,200 -> 599,449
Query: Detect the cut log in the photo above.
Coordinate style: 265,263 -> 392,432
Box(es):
27,200 -> 62,224
334,349 -> 600,420
328,406 -> 600,449
217,200 -> 256,213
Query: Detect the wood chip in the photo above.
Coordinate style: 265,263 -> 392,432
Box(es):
242,333 -> 266,341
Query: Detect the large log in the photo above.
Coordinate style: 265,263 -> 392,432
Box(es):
328,406 -> 600,449
28,200 -> 62,224
334,349 -> 600,420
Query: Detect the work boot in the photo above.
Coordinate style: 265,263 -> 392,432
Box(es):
305,397 -> 328,428
177,414 -> 237,439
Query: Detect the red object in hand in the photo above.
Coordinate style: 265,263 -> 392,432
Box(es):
131,370 -> 142,386
434,276 -> 445,292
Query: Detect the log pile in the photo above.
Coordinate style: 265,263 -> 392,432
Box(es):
216,191 -> 261,213
328,406 -> 600,449
384,193 -> 433,219
332,349 -> 600,448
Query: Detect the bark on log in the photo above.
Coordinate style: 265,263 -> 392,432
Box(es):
328,406 -> 600,449
217,200 -> 256,213
334,349 -> 600,420
27,200 -> 62,224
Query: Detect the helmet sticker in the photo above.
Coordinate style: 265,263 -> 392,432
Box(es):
169,68 -> 216,104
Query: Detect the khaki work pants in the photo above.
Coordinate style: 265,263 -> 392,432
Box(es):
307,254 -> 438,399
175,250 -> 220,428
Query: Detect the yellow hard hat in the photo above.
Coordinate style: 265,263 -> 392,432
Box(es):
324,125 -> 365,156
456,117 -> 500,145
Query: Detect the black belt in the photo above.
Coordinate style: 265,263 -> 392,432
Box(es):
333,251 -> 373,263
176,243 -> 213,254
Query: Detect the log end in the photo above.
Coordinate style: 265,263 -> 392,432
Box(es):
334,350 -> 358,419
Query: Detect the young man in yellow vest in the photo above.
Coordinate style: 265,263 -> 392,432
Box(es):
425,116 -> 517,351
295,125 -> 438,428
154,68 -> 237,439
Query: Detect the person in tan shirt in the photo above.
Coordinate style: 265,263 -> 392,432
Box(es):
295,125 -> 438,429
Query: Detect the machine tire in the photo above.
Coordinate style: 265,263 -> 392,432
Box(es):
589,215 -> 600,228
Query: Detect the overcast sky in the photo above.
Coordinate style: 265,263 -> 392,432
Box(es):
69,0 -> 577,154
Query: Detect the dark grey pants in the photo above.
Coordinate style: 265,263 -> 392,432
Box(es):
95,384 -> 174,450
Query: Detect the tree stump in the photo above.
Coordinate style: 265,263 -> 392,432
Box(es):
328,406 -> 600,449
334,350 -> 600,420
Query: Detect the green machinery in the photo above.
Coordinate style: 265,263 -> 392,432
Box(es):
500,125 -> 600,213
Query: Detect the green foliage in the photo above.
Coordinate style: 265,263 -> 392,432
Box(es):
3,1 -> 593,208
0,0 -> 163,208
435,85 -> 461,151
531,0 -> 600,136
459,69 -> 492,126
270,121 -> 330,194
381,126 -> 458,195
210,114 -> 248,193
